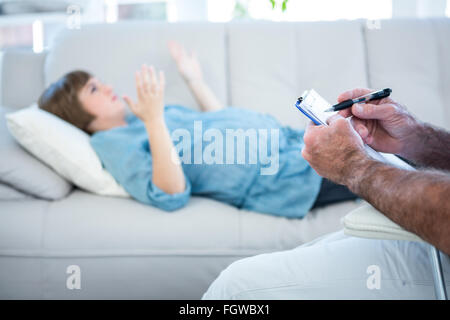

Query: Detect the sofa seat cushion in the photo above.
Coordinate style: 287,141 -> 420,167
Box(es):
0,190 -> 361,298
0,190 -> 362,256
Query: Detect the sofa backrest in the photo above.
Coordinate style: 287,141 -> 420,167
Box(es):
0,50 -> 47,109
364,18 -> 450,129
44,22 -> 228,112
2,19 -> 449,130
227,21 -> 368,129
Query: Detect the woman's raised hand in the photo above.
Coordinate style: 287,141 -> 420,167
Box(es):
168,40 -> 203,83
123,64 -> 165,123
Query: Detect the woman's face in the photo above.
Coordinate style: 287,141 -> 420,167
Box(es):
78,77 -> 126,132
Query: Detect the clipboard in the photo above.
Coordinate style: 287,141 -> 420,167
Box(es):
295,89 -> 337,125
295,89 -> 414,171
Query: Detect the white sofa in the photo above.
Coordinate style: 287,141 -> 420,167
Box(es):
0,19 -> 449,299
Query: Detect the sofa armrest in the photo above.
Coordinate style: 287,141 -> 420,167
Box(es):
342,203 -> 424,242
0,49 -> 47,108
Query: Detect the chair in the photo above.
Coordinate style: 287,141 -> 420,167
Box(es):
342,203 -> 448,300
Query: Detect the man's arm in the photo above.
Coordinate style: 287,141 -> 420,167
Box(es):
302,116 -> 450,256
401,123 -> 450,171
349,157 -> 450,255
337,88 -> 450,171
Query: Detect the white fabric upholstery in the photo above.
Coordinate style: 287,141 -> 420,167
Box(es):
342,203 -> 423,242
0,105 -> 73,200
0,183 -> 29,201
0,190 -> 361,299
365,19 -> 450,129
433,19 -> 450,126
0,51 -> 47,109
0,192 -> 359,256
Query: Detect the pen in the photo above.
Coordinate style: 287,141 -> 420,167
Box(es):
324,88 -> 392,112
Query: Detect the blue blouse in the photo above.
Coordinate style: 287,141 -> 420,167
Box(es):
90,105 -> 322,218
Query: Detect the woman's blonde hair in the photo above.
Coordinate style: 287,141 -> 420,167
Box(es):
38,70 -> 95,134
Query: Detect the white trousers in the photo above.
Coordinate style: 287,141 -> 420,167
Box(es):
202,230 -> 450,299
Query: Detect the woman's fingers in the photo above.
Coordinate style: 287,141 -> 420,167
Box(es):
167,40 -> 177,57
143,64 -> 162,92
135,64 -> 165,99
168,41 -> 181,56
146,65 -> 157,92
141,64 -> 150,93
135,71 -> 144,101
122,95 -> 135,110
159,70 -> 165,92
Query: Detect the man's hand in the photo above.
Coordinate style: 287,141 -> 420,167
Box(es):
123,64 -> 165,123
337,88 -> 422,158
168,40 -> 203,83
301,115 -> 369,186
302,89 -> 450,255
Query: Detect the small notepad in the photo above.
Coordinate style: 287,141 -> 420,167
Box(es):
295,89 -> 414,171
296,89 -> 337,125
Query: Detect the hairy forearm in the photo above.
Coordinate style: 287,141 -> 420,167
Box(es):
347,159 -> 450,255
145,117 -> 186,194
401,122 -> 450,171
186,79 -> 224,112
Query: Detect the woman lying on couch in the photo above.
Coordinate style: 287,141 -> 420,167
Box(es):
37,41 -> 358,218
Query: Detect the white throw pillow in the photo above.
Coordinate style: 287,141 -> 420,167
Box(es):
6,104 -> 130,197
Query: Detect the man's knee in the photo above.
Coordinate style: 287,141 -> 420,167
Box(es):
202,258 -> 253,300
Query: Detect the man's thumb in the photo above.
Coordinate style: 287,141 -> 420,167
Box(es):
352,103 -> 393,120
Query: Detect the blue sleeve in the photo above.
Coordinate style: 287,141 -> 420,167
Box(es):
90,133 -> 191,212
